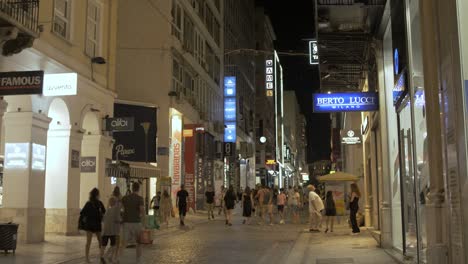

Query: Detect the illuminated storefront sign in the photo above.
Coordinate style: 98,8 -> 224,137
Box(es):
43,73 -> 77,96
0,71 -> 44,96
5,143 -> 29,169
224,77 -> 236,96
224,122 -> 236,143
170,114 -> 183,204
393,72 -> 407,105
313,92 -> 379,113
224,97 -> 236,121
265,59 -> 274,97
309,40 -> 319,65
224,76 -> 237,143
266,159 -> 276,165
105,117 -> 135,132
80,157 -> 96,173
32,143 -> 46,171
341,130 -> 362,145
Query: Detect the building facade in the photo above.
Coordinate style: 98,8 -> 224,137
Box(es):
116,0 -> 224,210
0,0 -> 118,242
224,0 -> 256,190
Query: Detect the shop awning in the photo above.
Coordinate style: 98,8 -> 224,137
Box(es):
106,161 -> 161,179
317,172 -> 360,182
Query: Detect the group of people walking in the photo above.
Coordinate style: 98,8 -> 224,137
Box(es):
212,183 -> 362,235
79,183 -> 145,263
78,181 -> 361,263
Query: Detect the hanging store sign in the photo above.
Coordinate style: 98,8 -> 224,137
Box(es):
112,103 -> 157,162
170,113 -> 183,205
223,142 -> 235,157
309,40 -> 319,65
224,97 -> 236,121
224,76 -> 237,143
0,71 -> 44,96
43,73 -> 77,96
341,130 -> 362,145
105,117 -> 135,132
313,92 -> 379,113
266,159 -> 276,165
265,59 -> 274,97
224,77 -> 236,96
80,157 -> 96,173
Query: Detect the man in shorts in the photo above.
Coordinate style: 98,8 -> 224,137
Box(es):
205,186 -> 215,220
122,182 -> 145,263
176,184 -> 189,226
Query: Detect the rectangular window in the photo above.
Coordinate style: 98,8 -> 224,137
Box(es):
172,59 -> 183,94
85,0 -> 101,57
53,0 -> 72,40
183,15 -> 194,54
171,1 -> 183,41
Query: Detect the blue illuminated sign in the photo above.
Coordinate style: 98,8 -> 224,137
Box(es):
393,72 -> 406,105
224,97 -> 236,121
224,122 -> 236,143
224,77 -> 236,97
394,49 -> 400,75
224,76 -> 237,143
313,92 -> 379,113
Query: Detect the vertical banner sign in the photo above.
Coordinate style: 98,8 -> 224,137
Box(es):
309,40 -> 319,65
205,160 -> 214,191
170,115 -> 183,206
196,156 -> 205,210
183,125 -> 196,212
266,59 -> 274,97
224,77 -> 237,143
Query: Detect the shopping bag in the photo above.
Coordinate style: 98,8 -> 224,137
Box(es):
139,229 -> 153,244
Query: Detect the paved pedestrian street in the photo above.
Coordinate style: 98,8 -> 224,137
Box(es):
2,211 -> 398,264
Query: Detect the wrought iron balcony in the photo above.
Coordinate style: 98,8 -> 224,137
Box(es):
0,0 -> 40,56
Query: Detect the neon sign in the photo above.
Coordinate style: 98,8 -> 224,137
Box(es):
313,92 -> 379,112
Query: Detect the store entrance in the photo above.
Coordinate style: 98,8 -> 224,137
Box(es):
397,97 -> 418,259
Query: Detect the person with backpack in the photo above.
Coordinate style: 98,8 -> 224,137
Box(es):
79,188 -> 106,263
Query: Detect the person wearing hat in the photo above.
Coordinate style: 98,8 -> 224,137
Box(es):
307,184 -> 324,232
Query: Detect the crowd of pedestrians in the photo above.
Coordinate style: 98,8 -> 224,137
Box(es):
78,181 -> 362,263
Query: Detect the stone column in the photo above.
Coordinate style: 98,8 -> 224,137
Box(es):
44,129 -> 83,235
419,1 -> 448,263
80,134 -> 113,207
0,112 -> 51,243
375,41 -> 393,248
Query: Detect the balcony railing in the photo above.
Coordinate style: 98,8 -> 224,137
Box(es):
0,0 -> 40,35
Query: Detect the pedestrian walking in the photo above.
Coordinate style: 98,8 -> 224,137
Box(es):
265,186 -> 274,225
255,185 -> 265,223
241,186 -> 254,224
289,187 -> 300,224
79,188 -> 106,263
308,184 -> 324,232
160,190 -> 172,227
324,191 -> 337,233
150,191 -> 161,217
218,186 -> 226,216
205,186 -> 215,220
349,183 -> 361,234
110,186 -> 122,257
121,182 -> 145,263
277,188 -> 287,224
176,184 -> 189,226
224,185 -> 237,226
101,196 -> 121,263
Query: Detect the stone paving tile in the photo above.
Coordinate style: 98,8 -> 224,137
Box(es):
0,210 -> 398,264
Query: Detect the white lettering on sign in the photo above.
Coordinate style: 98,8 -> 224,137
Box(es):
115,144 -> 136,157
111,118 -> 128,127
0,76 -> 42,87
317,97 -> 375,105
81,159 -> 96,167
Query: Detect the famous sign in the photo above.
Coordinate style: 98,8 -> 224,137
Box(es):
313,92 -> 379,113
0,71 -> 44,96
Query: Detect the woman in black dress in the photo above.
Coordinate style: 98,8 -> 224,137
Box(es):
350,183 -> 361,234
224,185 -> 237,226
242,187 -> 254,224
324,191 -> 336,233
79,188 -> 106,263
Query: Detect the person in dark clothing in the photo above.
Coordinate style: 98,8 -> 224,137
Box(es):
177,184 -> 189,226
224,185 -> 237,226
205,186 -> 215,220
242,187 -> 254,224
324,191 -> 337,233
79,188 -> 106,263
350,183 -> 361,234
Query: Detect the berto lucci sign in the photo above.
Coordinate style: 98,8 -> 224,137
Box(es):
313,92 -> 379,113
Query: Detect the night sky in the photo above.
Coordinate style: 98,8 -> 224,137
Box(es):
259,1 -> 331,163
